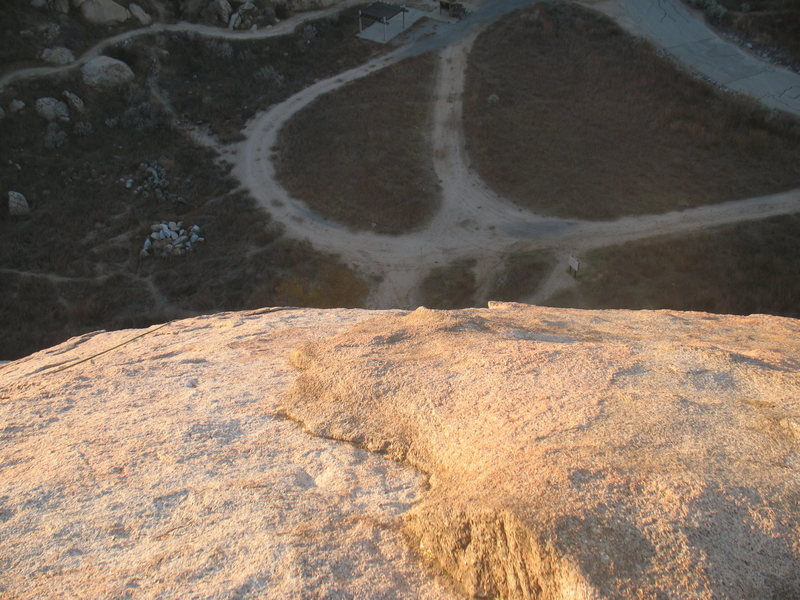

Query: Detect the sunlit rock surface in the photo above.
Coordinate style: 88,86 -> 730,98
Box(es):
2,303 -> 799,599
287,302 -> 800,600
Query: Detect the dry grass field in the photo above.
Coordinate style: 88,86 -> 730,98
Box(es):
463,2 -> 800,220
548,213 -> 800,317
420,259 -> 477,309
488,250 -> 555,302
274,52 -> 441,234
0,54 -> 368,360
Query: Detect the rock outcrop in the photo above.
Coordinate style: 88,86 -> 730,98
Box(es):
0,308 -> 456,600
287,303 -> 800,600
80,56 -> 135,88
1,304 -> 798,599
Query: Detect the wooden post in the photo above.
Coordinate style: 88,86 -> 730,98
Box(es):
568,255 -> 581,277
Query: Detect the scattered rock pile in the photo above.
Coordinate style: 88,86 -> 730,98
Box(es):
35,97 -> 70,122
141,221 -> 205,257
205,0 -> 278,29
124,160 -> 187,204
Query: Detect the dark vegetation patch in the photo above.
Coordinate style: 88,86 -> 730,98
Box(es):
686,0 -> 800,70
548,214 -> 800,317
463,2 -> 800,220
487,251 -> 555,302
420,259 -> 477,309
0,52 -> 367,360
152,6 -> 383,139
274,52 -> 440,233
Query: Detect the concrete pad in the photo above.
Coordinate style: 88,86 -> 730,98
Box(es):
358,7 -> 428,43
667,37 -> 769,85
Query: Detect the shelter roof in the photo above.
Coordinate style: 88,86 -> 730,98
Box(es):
360,2 -> 407,21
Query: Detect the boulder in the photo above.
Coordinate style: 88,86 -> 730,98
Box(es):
8,191 -> 30,216
129,2 -> 152,25
79,0 -> 130,24
210,0 -> 232,24
35,97 -> 70,122
234,0 -> 258,28
43,122 -> 68,148
62,90 -> 85,113
40,47 -> 76,65
81,56 -> 134,88
8,99 -> 25,113
287,304 -> 800,600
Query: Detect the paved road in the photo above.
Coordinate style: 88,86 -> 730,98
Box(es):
588,0 -> 800,116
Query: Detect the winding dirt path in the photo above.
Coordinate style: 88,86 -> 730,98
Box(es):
235,6 -> 800,308
5,0 -> 800,308
0,0 -> 364,92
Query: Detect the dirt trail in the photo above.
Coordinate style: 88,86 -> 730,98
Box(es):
5,0 -> 800,309
0,0 -> 364,92
236,18 -> 800,308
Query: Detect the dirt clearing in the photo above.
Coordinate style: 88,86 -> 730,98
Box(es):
463,2 -> 800,220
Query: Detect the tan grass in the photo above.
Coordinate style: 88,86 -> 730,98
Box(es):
274,52 -> 441,234
419,259 -> 477,309
463,2 -> 800,220
547,213 -> 800,317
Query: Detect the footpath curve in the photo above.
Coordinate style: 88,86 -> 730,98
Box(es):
3,0 -> 800,307
235,0 -> 800,307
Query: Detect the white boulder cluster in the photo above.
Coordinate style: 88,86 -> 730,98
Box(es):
141,221 -> 205,257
